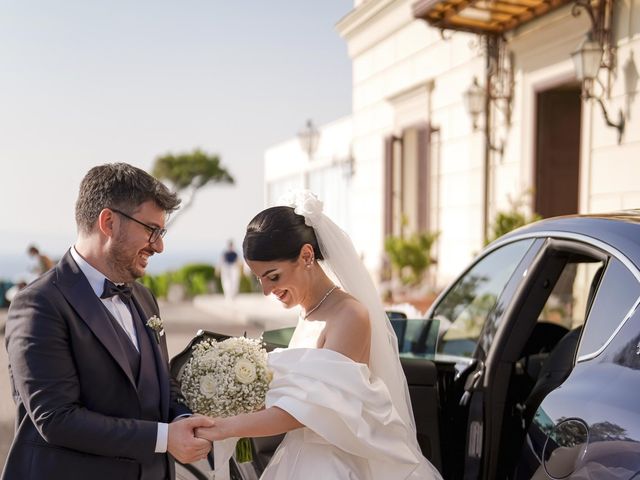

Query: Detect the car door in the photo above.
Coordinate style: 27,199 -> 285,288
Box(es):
516,254 -> 640,479
425,237 -> 544,479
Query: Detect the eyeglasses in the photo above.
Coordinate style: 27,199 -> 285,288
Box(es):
110,208 -> 167,244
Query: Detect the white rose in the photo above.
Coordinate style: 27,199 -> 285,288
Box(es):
199,375 -> 218,398
234,359 -> 257,384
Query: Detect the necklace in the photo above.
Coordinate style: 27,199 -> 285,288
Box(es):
303,285 -> 338,320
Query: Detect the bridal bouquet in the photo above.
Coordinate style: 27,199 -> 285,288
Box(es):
179,336 -> 272,462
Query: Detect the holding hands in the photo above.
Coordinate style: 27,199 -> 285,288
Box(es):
194,417 -> 230,442
167,415 -> 216,464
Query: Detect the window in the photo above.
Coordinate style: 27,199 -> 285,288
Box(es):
384,125 -> 431,237
432,239 -> 534,357
308,163 -> 350,231
536,260 -> 604,331
577,259 -> 640,358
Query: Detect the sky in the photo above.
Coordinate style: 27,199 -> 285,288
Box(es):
0,1 -> 353,280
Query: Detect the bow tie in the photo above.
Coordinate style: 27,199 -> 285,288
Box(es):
101,279 -> 132,303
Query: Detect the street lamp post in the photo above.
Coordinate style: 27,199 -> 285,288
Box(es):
297,119 -> 320,161
297,119 -> 320,189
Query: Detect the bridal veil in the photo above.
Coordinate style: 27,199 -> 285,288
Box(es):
278,190 -> 420,448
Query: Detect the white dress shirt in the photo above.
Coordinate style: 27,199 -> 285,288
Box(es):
69,247 -> 169,453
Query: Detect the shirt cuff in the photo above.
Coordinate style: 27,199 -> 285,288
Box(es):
155,422 -> 168,453
173,413 -> 192,421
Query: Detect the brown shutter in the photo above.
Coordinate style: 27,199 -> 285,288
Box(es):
417,125 -> 431,232
384,136 -> 395,237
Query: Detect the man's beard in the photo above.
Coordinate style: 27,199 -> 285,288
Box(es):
109,232 -> 144,282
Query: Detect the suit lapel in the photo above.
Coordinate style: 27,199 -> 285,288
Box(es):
54,251 -> 137,390
130,293 -> 170,420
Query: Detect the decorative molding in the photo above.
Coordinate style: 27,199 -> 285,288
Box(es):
386,79 -> 436,105
336,0 -> 398,40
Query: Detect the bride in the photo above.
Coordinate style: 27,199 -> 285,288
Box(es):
196,191 -> 442,480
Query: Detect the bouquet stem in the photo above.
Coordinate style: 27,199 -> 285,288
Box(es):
235,437 -> 253,463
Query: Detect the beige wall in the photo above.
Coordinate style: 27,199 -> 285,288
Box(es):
264,0 -> 640,289
337,0 -> 640,287
263,116 -> 354,233
338,0 -> 484,282
586,0 -> 640,212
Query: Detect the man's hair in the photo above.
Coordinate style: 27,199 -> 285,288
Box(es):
75,163 -> 181,234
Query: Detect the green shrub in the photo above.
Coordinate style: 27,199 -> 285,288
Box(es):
384,231 -> 439,286
138,262 -> 263,299
239,270 -> 259,293
139,263 -> 214,299
212,269 -> 223,293
188,272 -> 209,296
153,273 -> 171,298
485,192 -> 542,245
139,272 -> 172,299
174,263 -> 216,297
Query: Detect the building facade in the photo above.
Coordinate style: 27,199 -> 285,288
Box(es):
265,0 -> 639,289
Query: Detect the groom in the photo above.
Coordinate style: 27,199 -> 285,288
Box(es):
3,163 -> 213,480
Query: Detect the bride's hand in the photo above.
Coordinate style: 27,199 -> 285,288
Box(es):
195,417 -> 229,441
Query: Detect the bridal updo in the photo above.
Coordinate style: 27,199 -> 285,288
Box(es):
243,206 -> 324,262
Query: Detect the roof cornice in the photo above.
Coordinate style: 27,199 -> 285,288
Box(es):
336,0 -> 397,40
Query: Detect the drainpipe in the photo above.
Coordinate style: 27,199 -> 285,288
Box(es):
483,39 -> 493,244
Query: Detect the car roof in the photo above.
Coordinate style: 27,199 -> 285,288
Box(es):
494,211 -> 640,269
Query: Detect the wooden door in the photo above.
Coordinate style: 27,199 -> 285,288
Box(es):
535,87 -> 581,218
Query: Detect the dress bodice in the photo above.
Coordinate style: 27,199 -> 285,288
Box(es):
288,316 -> 326,349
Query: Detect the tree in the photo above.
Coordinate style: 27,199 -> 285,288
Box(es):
151,149 -> 234,224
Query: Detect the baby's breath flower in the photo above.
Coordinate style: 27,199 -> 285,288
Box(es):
180,336 -> 271,417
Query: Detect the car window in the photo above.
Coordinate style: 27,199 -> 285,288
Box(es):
537,260 -> 604,331
390,318 -> 440,357
432,239 -> 534,357
577,258 -> 640,358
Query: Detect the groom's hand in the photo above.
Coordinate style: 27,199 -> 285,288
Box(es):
167,416 -> 214,464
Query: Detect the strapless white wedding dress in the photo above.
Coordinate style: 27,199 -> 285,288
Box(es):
259,317 -> 443,480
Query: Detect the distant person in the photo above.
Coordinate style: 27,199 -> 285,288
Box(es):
27,244 -> 54,275
219,239 -> 240,301
3,163 -> 213,480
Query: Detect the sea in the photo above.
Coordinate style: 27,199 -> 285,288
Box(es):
0,250 -> 220,284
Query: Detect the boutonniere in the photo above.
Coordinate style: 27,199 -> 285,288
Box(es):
146,315 -> 164,343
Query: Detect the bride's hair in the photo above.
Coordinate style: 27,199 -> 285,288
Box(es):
243,206 -> 324,262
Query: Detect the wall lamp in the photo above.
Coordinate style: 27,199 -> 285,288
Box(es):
462,36 -> 514,242
463,36 -> 514,157
297,119 -> 320,161
463,75 -> 510,156
463,77 -> 485,131
570,0 -> 624,143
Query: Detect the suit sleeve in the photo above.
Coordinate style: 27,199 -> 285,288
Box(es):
5,287 -> 158,463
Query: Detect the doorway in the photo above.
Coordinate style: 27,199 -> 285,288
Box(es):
534,85 -> 581,218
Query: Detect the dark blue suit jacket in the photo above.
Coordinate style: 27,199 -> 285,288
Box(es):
2,250 -> 189,480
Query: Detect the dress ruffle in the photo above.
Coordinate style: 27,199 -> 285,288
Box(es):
263,348 -> 442,480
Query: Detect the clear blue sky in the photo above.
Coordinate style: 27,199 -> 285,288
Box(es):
0,1 -> 352,279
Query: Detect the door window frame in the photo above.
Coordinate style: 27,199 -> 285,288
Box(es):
476,232 -> 640,479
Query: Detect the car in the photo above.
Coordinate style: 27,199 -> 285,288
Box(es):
173,212 -> 640,479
